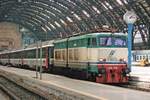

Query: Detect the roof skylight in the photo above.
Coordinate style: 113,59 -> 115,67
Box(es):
116,0 -> 123,5
66,16 -> 73,22
82,10 -> 90,17
55,21 -> 61,27
92,6 -> 100,14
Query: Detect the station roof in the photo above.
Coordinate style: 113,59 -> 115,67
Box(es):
0,0 -> 149,41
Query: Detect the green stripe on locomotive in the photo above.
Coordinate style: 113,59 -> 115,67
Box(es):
54,38 -> 68,49
54,33 -> 127,49
88,65 -> 99,73
54,33 -> 96,49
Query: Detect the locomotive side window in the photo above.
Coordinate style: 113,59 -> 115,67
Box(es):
69,49 -> 73,60
62,50 -> 66,60
87,38 -> 90,46
74,49 -> 79,60
55,51 -> 61,60
91,38 -> 97,46
87,38 -> 97,46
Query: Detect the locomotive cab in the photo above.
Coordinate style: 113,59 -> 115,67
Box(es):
86,33 -> 129,83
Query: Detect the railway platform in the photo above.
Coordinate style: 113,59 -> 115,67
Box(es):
0,66 -> 150,100
129,66 -> 150,91
130,66 -> 150,82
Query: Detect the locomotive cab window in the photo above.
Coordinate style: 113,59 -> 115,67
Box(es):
99,37 -> 112,46
114,37 -> 126,47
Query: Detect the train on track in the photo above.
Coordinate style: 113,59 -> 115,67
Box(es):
0,32 -> 130,83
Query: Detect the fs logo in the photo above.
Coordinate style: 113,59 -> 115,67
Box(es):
109,50 -> 116,56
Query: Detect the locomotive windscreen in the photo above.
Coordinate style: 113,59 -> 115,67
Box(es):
98,35 -> 126,47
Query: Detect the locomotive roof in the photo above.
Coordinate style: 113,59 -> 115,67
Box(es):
54,32 -> 126,43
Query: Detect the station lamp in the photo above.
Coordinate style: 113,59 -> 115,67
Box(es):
123,11 -> 137,72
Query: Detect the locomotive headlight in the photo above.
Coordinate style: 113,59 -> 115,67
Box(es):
120,58 -> 126,62
99,58 -> 103,61
123,58 -> 126,62
99,58 -> 106,62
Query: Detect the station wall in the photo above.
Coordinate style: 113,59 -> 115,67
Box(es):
0,22 -> 21,50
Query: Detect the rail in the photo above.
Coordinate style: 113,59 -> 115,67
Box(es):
0,68 -> 102,100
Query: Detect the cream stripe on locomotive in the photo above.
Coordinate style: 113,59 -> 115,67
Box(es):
54,48 -> 67,67
54,47 -> 88,68
68,47 -> 88,69
88,48 -> 128,62
68,47 -> 127,69
54,47 -> 127,69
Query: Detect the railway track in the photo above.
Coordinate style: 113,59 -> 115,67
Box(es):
0,88 -> 12,100
114,80 -> 150,92
0,76 -> 46,100
127,81 -> 150,92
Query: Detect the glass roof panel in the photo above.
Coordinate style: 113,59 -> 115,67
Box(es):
60,19 -> 67,26
92,6 -> 100,14
45,25 -> 51,31
101,3 -> 108,10
41,27 -> 47,32
82,10 -> 90,17
66,16 -> 73,22
55,21 -> 61,27
73,13 -> 81,20
49,23 -> 56,29
116,0 -> 123,5
105,1 -> 113,9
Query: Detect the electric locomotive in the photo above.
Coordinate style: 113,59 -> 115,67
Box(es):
54,32 -> 129,83
0,32 -> 129,83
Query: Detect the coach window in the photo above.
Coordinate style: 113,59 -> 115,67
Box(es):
16,52 -> 19,58
42,48 -> 46,58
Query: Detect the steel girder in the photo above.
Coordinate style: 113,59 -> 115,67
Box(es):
0,0 -> 149,46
